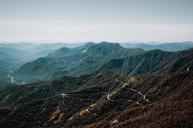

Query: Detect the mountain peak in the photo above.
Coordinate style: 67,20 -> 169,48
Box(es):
98,42 -> 121,47
82,42 -> 95,48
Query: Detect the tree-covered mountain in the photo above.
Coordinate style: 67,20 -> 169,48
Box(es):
103,48 -> 193,76
0,43 -> 72,85
47,42 -> 95,58
14,42 -> 144,83
123,42 -> 193,51
2,42 -> 193,85
0,47 -> 32,85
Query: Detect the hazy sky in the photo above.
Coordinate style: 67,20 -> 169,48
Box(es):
0,0 -> 193,43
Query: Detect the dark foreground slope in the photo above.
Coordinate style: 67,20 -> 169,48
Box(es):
0,70 -> 192,128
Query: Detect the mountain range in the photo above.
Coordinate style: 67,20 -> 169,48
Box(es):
14,42 -> 144,83
103,48 -> 193,76
14,42 -> 193,84
0,43 -> 70,85
0,42 -> 193,128
122,41 -> 193,51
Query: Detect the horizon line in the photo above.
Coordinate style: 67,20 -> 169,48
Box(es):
0,40 -> 193,44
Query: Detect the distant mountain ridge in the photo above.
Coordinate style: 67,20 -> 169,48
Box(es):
13,42 -> 193,84
47,42 -> 95,58
0,43 -> 69,85
2,42 -> 193,85
122,42 -> 193,51
103,48 -> 193,76
14,42 -> 144,83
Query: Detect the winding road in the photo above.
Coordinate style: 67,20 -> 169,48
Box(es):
106,79 -> 150,104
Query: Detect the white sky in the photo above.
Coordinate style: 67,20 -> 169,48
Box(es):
0,0 -> 193,43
